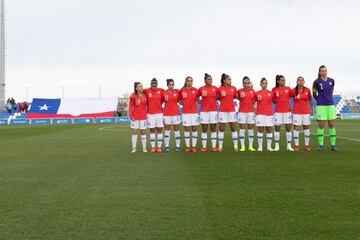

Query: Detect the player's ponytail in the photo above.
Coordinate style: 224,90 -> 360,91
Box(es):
204,73 -> 211,80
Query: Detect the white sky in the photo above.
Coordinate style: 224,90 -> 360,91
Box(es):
4,0 -> 360,100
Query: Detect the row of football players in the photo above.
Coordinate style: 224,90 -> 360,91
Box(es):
128,73 -> 314,153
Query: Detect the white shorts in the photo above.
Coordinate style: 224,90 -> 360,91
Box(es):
182,113 -> 199,127
130,120 -> 147,129
293,114 -> 311,126
200,111 -> 218,124
147,113 -> 164,128
163,115 -> 181,125
256,115 -> 274,127
274,112 -> 292,125
238,112 -> 255,124
218,112 -> 237,123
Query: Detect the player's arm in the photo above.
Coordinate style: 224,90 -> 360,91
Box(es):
308,89 -> 314,116
312,80 -> 318,99
128,95 -> 135,120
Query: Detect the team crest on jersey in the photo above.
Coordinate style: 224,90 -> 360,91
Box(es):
231,89 -> 234,92
174,93 -> 177,96
221,91 -> 226,96
268,93 -> 271,96
148,93 -> 152,98
285,89 -> 288,93
212,88 -> 215,92
329,82 -> 332,85
157,91 -> 160,94
192,91 -> 195,94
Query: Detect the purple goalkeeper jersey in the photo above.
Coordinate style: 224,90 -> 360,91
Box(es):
312,78 -> 335,106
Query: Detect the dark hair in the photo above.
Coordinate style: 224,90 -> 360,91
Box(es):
243,76 -> 250,82
134,82 -> 141,94
318,65 -> 326,79
275,75 -> 284,88
295,76 -> 305,96
204,73 -> 211,81
183,76 -> 192,89
166,79 -> 174,86
151,78 -> 158,84
221,73 -> 229,86
260,77 -> 267,84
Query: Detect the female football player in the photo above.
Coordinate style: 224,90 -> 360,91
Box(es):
291,76 -> 313,151
198,73 -> 219,152
218,73 -> 238,152
313,65 -> 337,151
162,79 -> 182,152
255,78 -> 274,152
144,78 -> 164,153
237,76 -> 256,152
129,82 -> 148,153
180,76 -> 200,152
272,75 -> 294,151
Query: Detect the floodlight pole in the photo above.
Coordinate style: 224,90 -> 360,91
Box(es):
0,0 -> 5,108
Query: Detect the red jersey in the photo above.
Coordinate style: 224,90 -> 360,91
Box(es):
291,87 -> 312,114
238,88 -> 256,112
272,86 -> 292,113
198,85 -> 218,112
180,87 -> 199,114
218,85 -> 237,112
129,93 -> 147,120
255,90 -> 273,116
143,88 -> 164,114
162,89 -> 181,116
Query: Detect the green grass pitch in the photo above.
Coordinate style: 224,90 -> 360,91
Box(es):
1,120 -> 360,240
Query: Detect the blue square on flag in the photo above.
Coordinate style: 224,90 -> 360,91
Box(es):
29,98 -> 61,114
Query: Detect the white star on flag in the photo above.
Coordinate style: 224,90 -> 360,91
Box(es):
39,104 -> 50,110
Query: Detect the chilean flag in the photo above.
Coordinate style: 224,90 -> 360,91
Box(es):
28,98 -> 117,119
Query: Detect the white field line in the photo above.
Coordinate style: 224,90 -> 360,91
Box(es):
99,127 -> 360,142
310,133 -> 360,142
